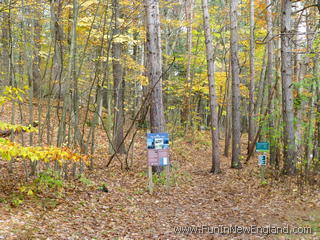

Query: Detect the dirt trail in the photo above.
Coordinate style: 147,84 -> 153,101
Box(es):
0,136 -> 319,240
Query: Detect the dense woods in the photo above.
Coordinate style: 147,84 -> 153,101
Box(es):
0,0 -> 319,239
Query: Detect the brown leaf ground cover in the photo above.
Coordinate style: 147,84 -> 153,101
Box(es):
1,133 -> 319,240
0,103 -> 319,240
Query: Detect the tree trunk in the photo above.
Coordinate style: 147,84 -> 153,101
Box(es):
281,0 -> 296,175
248,0 -> 255,155
230,0 -> 241,168
50,0 -> 64,98
57,0 -> 78,147
32,13 -> 41,97
312,54 -> 320,165
224,59 -> 232,157
145,0 -> 166,133
112,0 -> 126,154
181,0 -> 193,129
202,0 -> 220,174
255,47 -> 267,118
1,7 -> 10,86
266,0 -> 277,165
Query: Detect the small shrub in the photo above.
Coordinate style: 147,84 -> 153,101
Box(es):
19,170 -> 64,198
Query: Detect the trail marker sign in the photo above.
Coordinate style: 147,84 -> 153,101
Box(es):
256,142 -> 270,152
147,133 -> 170,194
147,133 -> 169,166
256,142 -> 269,182
258,155 -> 267,166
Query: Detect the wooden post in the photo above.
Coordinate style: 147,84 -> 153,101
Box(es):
148,165 -> 153,194
165,164 -> 170,191
260,165 -> 266,182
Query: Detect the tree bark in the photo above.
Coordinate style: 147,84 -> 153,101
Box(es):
145,0 -> 166,133
312,54 -> 320,165
32,10 -> 41,97
202,0 -> 221,174
248,0 -> 255,155
266,0 -> 277,165
181,0 -> 194,129
112,0 -> 126,154
281,0 -> 296,175
1,6 -> 10,86
57,0 -> 78,147
230,0 -> 241,168
50,0 -> 64,98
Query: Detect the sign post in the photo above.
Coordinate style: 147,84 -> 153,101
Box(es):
256,142 -> 269,182
147,133 -> 170,194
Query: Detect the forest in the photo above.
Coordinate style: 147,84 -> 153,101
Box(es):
0,0 -> 319,239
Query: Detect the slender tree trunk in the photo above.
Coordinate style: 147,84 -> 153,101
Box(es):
57,0 -> 78,147
181,0 -> 193,129
266,0 -> 277,165
71,0 -> 80,147
312,54 -> 320,164
145,0 -> 166,133
138,42 -> 149,128
32,14 -> 41,97
202,0 -> 220,174
1,6 -> 10,86
230,0 -> 241,168
248,0 -> 255,155
224,66 -> 232,157
255,47 -> 267,118
50,0 -> 63,98
281,0 -> 296,175
112,0 -> 125,154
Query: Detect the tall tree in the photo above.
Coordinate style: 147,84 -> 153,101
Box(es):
202,0 -> 220,173
230,0 -> 241,168
145,0 -> 166,133
57,0 -> 78,147
1,2 -> 10,87
248,0 -> 255,154
266,0 -> 277,165
314,54 -> 320,163
50,0 -> 64,98
112,0 -> 125,154
181,0 -> 194,128
281,0 -> 296,174
32,4 -> 41,97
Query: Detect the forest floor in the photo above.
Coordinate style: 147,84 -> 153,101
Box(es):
0,104 -> 320,239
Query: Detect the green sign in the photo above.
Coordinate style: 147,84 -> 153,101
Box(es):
256,142 -> 270,152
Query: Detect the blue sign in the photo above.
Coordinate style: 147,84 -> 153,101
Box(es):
259,155 -> 267,166
159,155 -> 169,166
256,142 -> 270,152
147,133 -> 169,150
147,133 -> 169,166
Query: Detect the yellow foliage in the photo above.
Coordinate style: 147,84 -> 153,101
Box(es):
0,138 -> 87,165
80,0 -> 100,8
0,86 -> 28,106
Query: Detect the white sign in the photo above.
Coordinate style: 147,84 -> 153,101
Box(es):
259,155 -> 267,166
154,138 -> 164,150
